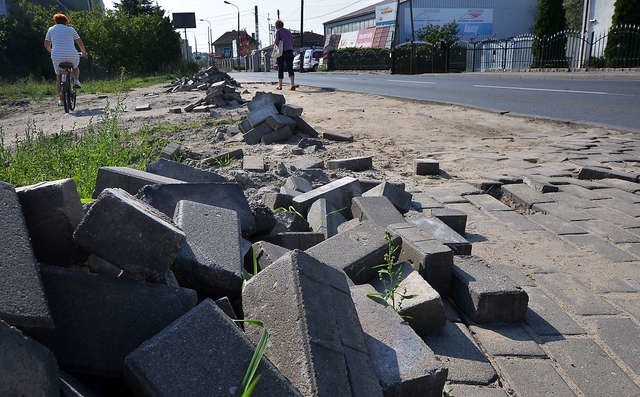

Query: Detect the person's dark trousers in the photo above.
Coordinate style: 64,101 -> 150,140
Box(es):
277,50 -> 295,79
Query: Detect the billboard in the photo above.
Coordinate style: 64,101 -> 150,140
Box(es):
406,8 -> 493,37
355,28 -> 376,48
375,2 -> 397,27
172,12 -> 196,29
338,31 -> 358,48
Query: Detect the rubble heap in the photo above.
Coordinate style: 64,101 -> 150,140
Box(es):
168,66 -> 244,111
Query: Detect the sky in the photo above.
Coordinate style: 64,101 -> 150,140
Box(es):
104,0 -> 384,52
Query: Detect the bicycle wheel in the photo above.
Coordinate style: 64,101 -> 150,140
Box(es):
70,86 -> 76,111
61,76 -> 70,113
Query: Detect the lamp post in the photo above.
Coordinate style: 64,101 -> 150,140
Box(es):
199,19 -> 212,66
224,0 -> 240,70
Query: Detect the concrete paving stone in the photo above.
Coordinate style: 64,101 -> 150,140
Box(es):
244,122 -> 273,145
424,321 -> 497,385
548,176 -> 610,189
357,178 -> 382,193
410,216 -> 472,255
239,118 -> 252,133
87,254 -> 123,278
466,194 -> 513,211
351,284 -> 446,397
431,207 -> 467,235
293,116 -> 319,137
587,277 -> 639,293
590,317 -> 640,374
173,200 -> 243,299
265,113 -> 296,130
37,264 -> 197,377
262,125 -> 294,145
146,158 -> 226,183
481,173 -> 523,185
292,176 -> 361,214
599,197 -> 640,216
578,165 -> 638,182
532,202 -> 592,222
543,192 -> 601,209
445,202 -> 492,222
252,241 -> 290,271
265,232 -> 325,250
582,207 -> 640,228
263,191 -> 294,210
491,263 -> 536,288
247,91 -> 285,112
363,181 -> 413,213
351,196 -> 404,227
306,221 -> 400,284
214,296 -> 238,320
124,299 -> 301,397
598,178 -> 640,193
74,188 -> 186,282
610,297 -> 640,321
562,233 -> 636,262
137,182 -> 256,236
388,223 -> 453,295
322,130 -> 353,142
243,251 -> 383,397
444,384 -> 508,397
535,273 -> 619,316
452,256 -> 528,323
284,176 -> 313,193
16,178 -> 86,267
501,183 -> 555,210
558,184 -> 614,200
243,155 -> 265,172
495,357 -> 576,397
543,337 -> 640,397
0,319 -> 59,396
371,262 -> 446,336
308,198 -> 346,239
287,155 -> 324,171
135,103 -> 151,111
281,103 -> 303,117
160,141 -> 181,159
522,175 -> 559,193
411,193 -> 444,210
414,158 -> 439,175
326,156 -> 373,172
247,104 -> 279,127
487,210 -> 543,232
572,220 -> 640,244
525,213 -> 588,235
92,166 -> 185,198
469,324 -> 546,357
468,179 -> 504,196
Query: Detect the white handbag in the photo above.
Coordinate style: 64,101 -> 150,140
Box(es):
273,40 -> 283,58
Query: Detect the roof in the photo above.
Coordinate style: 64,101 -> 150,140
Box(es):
213,30 -> 254,45
324,0 -> 404,25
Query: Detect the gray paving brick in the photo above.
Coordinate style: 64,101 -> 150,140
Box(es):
124,299 -> 301,397
37,264 -> 197,377
326,156 -> 373,172
247,91 -> 285,112
265,113 -> 296,130
532,202 -> 592,221
578,165 -> 639,182
281,103 -> 303,117
562,234 -> 636,262
466,194 -> 513,211
523,175 -> 559,193
572,220 -> 640,244
469,324 -> 546,357
452,256 -> 528,323
146,158 -> 225,183
92,166 -> 185,198
543,338 -> 640,397
501,184 -> 555,210
544,192 -> 600,209
536,273 -> 619,316
611,297 -> 640,320
600,197 -> 640,216
15,178 -> 85,267
173,200 -> 243,299
548,177 -> 609,189
244,122 -> 273,145
599,187 -> 640,203
431,207 -> 467,235
590,317 -> 640,375
583,207 -> 640,228
351,196 -> 404,227
307,198 -> 346,239
322,130 -> 353,142
487,210 -> 543,232
410,216 -> 472,255
598,178 -> 640,193
351,285 -> 446,397
243,251 -> 382,397
287,155 -> 324,170
243,155 -> 265,172
262,125 -> 294,145
558,184 -> 614,200
495,357 -> 576,397
247,104 -> 278,127
265,232 -> 325,250
362,181 -> 413,213
292,176 -> 361,214
251,241 -> 290,271
424,321 -> 497,385
411,193 -> 444,210
293,116 -> 319,137
137,182 -> 256,236
445,384 -> 508,397
306,221 -> 400,284
414,158 -> 439,175
525,213 -> 588,235
524,287 -> 585,336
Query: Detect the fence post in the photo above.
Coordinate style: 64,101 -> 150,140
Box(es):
502,41 -> 507,70
472,42 -> 476,72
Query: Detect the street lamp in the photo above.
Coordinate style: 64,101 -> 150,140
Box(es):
224,0 -> 240,70
199,18 -> 212,66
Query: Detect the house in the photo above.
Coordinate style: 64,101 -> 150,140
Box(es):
212,30 -> 257,58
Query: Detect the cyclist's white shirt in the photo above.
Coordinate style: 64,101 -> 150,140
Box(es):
45,24 -> 80,73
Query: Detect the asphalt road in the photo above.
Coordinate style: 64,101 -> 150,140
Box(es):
231,71 -> 640,132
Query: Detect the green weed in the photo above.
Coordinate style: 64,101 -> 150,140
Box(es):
273,205 -> 305,219
232,319 -> 270,397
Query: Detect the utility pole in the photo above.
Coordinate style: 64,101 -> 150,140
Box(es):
300,0 -> 304,49
255,5 -> 260,49
277,9 -> 280,20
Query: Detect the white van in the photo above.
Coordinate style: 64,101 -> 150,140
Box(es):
303,49 -> 323,72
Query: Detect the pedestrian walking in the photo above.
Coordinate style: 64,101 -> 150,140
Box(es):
274,20 -> 295,91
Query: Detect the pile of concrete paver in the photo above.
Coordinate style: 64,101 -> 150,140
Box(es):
167,66 -> 244,111
2,91 -> 640,396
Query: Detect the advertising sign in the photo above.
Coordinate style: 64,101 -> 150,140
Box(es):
405,8 -> 493,37
338,31 -> 358,48
355,28 -> 376,48
172,12 -> 196,29
375,2 -> 397,27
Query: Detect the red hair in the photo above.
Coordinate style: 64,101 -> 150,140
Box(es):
53,13 -> 69,25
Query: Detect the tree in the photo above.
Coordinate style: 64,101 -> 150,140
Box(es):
604,0 -> 640,67
532,0 -> 567,67
416,21 -> 458,47
114,0 -> 160,16
563,0 -> 583,30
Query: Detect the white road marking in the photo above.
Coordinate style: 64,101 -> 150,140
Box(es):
387,79 -> 436,84
472,84 -> 611,95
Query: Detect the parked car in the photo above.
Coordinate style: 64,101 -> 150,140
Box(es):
303,49 -> 323,71
293,53 -> 301,71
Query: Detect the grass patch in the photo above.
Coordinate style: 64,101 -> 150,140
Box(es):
0,96 -> 167,200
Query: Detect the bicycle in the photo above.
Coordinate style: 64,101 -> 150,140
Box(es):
58,53 -> 84,113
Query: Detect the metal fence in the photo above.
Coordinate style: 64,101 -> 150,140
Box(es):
466,25 -> 640,72
217,52 -> 273,72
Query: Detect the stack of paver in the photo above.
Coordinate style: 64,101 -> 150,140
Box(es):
168,66 -> 244,111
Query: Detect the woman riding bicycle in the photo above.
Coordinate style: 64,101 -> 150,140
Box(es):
43,13 -> 87,106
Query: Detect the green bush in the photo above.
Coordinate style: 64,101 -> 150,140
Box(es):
332,48 -> 390,70
604,0 -> 640,67
532,0 -> 567,68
